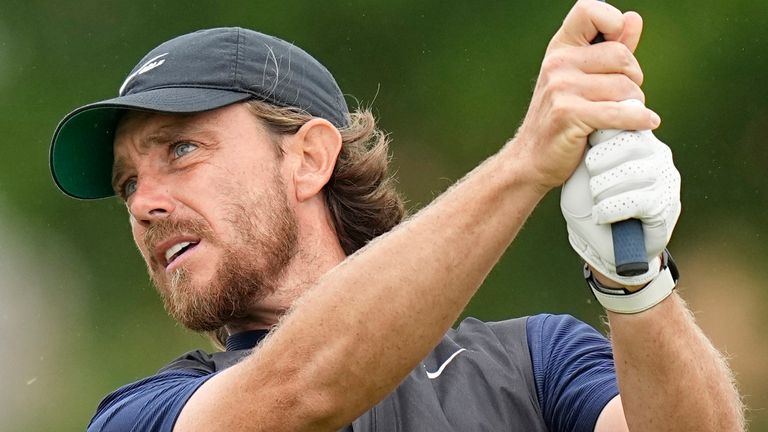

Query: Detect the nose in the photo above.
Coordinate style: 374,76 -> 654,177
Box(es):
127,176 -> 176,226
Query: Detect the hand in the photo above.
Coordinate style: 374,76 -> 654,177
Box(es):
510,0 -> 660,192
560,125 -> 681,286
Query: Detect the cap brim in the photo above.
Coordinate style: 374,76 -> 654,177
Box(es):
50,87 -> 251,199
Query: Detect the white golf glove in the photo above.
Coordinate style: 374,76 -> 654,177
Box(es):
560,128 -> 682,286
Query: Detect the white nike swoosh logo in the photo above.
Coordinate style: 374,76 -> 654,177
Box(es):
425,348 -> 467,379
119,53 -> 169,95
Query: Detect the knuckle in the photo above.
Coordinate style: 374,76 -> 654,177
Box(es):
573,0 -> 591,17
540,52 -> 566,75
616,45 -> 644,84
550,98 -> 573,119
604,104 -> 622,124
607,43 -> 629,65
548,73 -> 571,94
611,43 -> 634,70
623,78 -> 645,102
635,90 -> 646,104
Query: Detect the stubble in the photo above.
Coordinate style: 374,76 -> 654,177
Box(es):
145,174 -> 298,332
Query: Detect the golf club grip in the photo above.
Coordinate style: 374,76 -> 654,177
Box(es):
592,0 -> 649,277
612,219 -> 647,276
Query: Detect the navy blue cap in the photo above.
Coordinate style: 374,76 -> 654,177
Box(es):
50,27 -> 349,199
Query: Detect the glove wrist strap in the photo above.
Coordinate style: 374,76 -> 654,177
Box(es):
585,249 -> 679,314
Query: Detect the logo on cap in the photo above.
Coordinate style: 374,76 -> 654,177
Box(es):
119,53 -> 169,96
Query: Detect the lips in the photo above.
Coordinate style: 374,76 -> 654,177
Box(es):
153,236 -> 201,269
165,241 -> 199,265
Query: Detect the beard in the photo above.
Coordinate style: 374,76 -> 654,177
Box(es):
143,173 -> 298,332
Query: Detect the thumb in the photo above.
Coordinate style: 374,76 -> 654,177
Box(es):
553,0 -> 626,48
616,12 -> 643,53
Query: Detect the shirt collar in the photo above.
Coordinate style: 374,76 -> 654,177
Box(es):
225,329 -> 270,351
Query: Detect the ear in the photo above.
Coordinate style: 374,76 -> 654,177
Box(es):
290,118 -> 342,202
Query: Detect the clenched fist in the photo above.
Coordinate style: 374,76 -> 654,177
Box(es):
508,0 -> 660,192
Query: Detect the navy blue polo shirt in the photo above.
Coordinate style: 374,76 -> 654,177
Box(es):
88,314 -> 618,431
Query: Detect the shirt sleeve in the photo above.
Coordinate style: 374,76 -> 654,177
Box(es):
526,314 -> 619,432
87,370 -> 215,432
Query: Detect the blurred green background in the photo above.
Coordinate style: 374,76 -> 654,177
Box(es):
1,0 -> 766,430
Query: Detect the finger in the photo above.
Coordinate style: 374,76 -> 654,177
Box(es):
554,0 -> 626,47
585,132 -> 655,175
617,12 -> 643,53
587,74 -> 645,103
582,100 -> 661,132
582,42 -> 644,85
547,43 -> 644,86
593,189 -> 658,224
589,159 -> 656,201
545,66 -> 644,103
576,71 -> 645,102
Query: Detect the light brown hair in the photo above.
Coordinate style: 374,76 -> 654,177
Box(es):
246,100 -> 406,255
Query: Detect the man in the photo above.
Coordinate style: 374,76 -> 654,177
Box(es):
50,1 -> 743,431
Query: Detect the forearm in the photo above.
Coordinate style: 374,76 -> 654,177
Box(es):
178,142 -> 547,431
274,145 -> 544,426
608,292 -> 744,431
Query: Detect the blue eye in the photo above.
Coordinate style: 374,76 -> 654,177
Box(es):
123,178 -> 138,198
173,142 -> 198,158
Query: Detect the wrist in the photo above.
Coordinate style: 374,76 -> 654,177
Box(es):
498,137 -> 555,198
591,269 -> 645,292
502,134 -> 579,197
585,249 -> 679,314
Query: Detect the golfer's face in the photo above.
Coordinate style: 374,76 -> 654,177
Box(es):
111,104 -> 286,291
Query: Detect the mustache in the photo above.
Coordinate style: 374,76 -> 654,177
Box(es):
144,218 -> 216,251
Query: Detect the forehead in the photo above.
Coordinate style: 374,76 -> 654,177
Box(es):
114,103 -> 257,152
